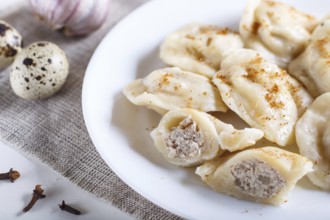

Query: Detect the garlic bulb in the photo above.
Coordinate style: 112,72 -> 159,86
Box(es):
28,0 -> 109,36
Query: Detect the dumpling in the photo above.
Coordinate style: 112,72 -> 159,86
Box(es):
288,19 -> 330,97
160,23 -> 243,78
296,92 -> 330,190
205,113 -> 264,152
212,49 -> 313,146
150,108 -> 264,167
123,67 -> 227,114
150,108 -> 221,167
196,146 -> 313,205
240,0 -> 318,68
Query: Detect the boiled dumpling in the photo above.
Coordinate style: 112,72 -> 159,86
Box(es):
160,23 -> 243,78
150,108 -> 264,167
123,67 -> 227,114
196,146 -> 313,205
212,49 -> 313,146
288,19 -> 330,97
205,113 -> 264,152
240,0 -> 318,68
150,108 -> 221,166
296,92 -> 330,190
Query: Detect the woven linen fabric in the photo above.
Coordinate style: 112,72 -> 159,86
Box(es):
0,1 -> 181,219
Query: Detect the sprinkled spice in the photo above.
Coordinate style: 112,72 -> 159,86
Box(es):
251,21 -> 261,35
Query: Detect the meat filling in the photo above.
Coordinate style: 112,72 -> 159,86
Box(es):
166,117 -> 204,159
231,159 -> 286,198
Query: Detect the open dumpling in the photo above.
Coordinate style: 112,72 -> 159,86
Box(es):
205,112 -> 264,152
160,24 -> 243,78
212,49 -> 313,146
123,67 -> 227,114
150,108 -> 264,167
196,146 -> 312,205
296,92 -> 330,190
240,0 -> 318,68
288,19 -> 330,97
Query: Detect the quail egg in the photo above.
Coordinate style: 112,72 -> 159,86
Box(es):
10,41 -> 69,100
0,20 -> 23,68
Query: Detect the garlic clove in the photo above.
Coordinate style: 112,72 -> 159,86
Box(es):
28,0 -> 109,36
48,0 -> 81,30
64,0 -> 109,36
29,0 -> 78,30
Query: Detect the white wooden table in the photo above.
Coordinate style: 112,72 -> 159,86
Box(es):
0,140 -> 134,220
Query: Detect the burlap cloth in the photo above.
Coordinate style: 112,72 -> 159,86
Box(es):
0,0 -> 181,219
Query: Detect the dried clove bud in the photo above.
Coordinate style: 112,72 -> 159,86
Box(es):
23,185 -> 46,212
59,200 -> 81,215
0,168 -> 20,182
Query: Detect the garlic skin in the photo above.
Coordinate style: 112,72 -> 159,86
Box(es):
28,0 -> 109,36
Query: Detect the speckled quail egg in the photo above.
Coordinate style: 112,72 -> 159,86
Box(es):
10,41 -> 69,100
0,20 -> 23,68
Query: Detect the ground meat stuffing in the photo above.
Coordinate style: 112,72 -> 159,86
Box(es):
165,117 -> 204,159
231,159 -> 286,198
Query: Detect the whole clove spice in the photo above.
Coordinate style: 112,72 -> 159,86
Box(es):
59,200 -> 81,215
0,168 -> 20,182
23,185 -> 46,212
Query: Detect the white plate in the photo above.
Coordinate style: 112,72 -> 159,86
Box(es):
82,0 -> 329,219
